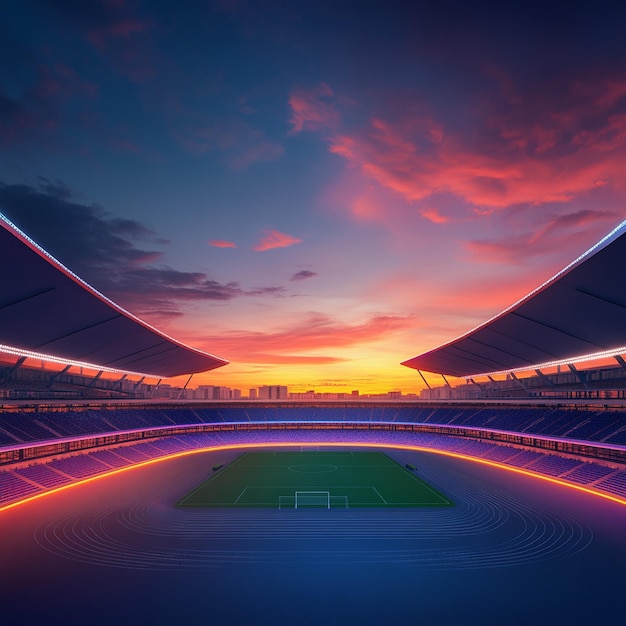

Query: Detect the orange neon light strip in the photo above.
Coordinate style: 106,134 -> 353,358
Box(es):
1,441 -> 625,513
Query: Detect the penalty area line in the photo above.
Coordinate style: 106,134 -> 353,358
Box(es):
372,486 -> 388,504
234,487 -> 249,504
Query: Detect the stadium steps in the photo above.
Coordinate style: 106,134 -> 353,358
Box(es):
110,446 -> 152,462
0,425 -> 23,444
503,449 -> 544,468
561,419 -> 591,439
602,424 -> 626,444
50,454 -> 112,479
523,455 -> 583,477
564,463 -> 619,485
593,470 -> 626,497
32,419 -> 65,439
478,446 -> 520,463
14,464 -> 72,489
0,471 -> 40,504
88,449 -> 129,468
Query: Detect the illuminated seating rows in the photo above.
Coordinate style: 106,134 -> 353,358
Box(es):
565,463 -> 617,484
1,406 -> 626,446
14,464 -> 72,488
50,454 -> 111,479
501,450 -> 545,467
524,454 -> 583,477
478,446 -> 520,462
595,470 -> 626,496
110,446 -> 152,462
1,428 -> 624,508
0,471 -> 40,504
88,448 -> 131,468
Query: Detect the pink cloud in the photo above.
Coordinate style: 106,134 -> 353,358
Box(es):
420,207 -> 450,224
288,83 -> 339,134
253,229 -> 302,251
351,195 -> 386,221
209,240 -> 237,248
465,209 -> 619,263
193,313 -> 414,364
320,76 -> 626,217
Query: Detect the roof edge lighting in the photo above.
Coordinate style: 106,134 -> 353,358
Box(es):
460,346 -> 626,380
0,343 -> 167,378
0,212 -> 229,368
402,218 -> 626,368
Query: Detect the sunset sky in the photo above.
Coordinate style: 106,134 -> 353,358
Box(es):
2,1 -> 626,393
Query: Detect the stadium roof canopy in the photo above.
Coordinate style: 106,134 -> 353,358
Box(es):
0,213 -> 228,378
402,220 -> 626,378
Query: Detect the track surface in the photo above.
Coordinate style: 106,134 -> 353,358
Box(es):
1,446 -> 625,625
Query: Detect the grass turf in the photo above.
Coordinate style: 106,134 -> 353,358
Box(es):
177,450 -> 453,508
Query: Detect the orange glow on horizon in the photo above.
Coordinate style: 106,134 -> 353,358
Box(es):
2,441 -> 625,513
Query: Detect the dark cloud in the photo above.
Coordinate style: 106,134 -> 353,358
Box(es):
37,0 -> 159,82
0,180 -> 160,270
246,286 -> 286,297
465,208 -> 620,263
290,270 -> 317,281
0,63 -> 98,147
0,181 -> 281,317
36,0 -> 125,31
174,118 -> 284,169
105,268 -> 244,301
0,93 -> 21,120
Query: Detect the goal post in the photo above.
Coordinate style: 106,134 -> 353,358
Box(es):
295,491 -> 330,509
278,492 -> 349,509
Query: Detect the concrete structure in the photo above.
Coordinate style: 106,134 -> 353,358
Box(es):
258,385 -> 289,399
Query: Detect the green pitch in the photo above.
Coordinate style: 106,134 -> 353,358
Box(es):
177,450 -> 453,508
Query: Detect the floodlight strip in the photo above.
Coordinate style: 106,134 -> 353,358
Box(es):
0,212 -> 228,366
0,343 -> 162,379
1,441 -> 625,513
463,345 -> 626,380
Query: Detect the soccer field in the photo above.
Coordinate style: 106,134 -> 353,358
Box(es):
177,450 -> 453,508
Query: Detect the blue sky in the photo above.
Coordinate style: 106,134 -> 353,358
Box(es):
2,0 -> 626,392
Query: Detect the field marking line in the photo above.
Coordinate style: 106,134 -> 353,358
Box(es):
374,450 -> 397,466
404,473 -> 451,504
372,486 -> 388,504
234,487 -> 249,504
375,451 -> 451,504
179,451 -> 250,501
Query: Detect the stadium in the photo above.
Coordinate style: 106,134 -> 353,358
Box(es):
1,211 -> 626,625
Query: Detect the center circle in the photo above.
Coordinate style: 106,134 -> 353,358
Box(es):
288,464 -> 338,473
